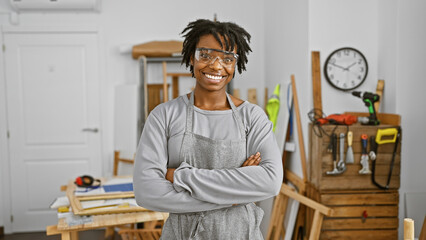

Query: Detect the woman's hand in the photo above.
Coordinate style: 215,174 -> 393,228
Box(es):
241,152 -> 261,167
166,168 -> 176,183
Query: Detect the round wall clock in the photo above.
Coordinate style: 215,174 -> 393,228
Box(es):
323,47 -> 368,91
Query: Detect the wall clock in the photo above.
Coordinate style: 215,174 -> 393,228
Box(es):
324,47 -> 368,91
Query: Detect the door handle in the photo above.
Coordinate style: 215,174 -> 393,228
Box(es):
82,128 -> 99,133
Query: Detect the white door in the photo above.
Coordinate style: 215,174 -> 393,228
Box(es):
4,31 -> 102,232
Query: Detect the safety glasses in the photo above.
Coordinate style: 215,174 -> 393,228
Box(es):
195,48 -> 238,68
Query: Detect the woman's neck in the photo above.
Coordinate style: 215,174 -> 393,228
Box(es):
191,88 -> 230,110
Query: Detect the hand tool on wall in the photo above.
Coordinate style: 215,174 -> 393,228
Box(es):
352,91 -> 380,125
327,134 -> 345,175
337,133 -> 346,172
369,128 -> 400,189
359,134 -> 371,174
345,131 -> 354,164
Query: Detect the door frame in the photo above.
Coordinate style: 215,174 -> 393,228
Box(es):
0,25 -> 109,233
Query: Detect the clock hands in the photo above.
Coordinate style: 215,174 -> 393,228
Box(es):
344,62 -> 357,71
330,63 -> 346,70
331,62 -> 357,72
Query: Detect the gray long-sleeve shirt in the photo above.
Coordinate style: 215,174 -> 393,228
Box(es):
133,94 -> 283,213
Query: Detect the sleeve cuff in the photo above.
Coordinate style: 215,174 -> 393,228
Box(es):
173,162 -> 194,192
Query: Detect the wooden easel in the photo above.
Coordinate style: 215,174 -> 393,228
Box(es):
267,75 -> 333,240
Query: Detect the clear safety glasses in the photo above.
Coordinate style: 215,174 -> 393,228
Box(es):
194,48 -> 239,68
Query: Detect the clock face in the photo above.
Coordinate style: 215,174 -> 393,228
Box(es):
324,47 -> 368,91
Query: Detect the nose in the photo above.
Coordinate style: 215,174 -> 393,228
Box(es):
209,57 -> 224,70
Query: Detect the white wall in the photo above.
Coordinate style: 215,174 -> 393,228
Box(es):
309,0 -> 381,114
396,0 -> 426,238
263,1 -> 309,234
264,0 -> 310,177
0,0 -> 265,232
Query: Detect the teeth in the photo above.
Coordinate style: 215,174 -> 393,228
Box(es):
205,74 -> 223,80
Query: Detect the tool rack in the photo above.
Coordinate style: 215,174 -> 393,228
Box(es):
306,119 -> 401,240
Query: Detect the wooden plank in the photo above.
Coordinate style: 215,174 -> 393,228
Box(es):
264,87 -> 268,111
319,176 -> 399,190
172,76 -> 179,99
284,169 -> 306,192
57,212 -> 168,231
345,112 -> 401,125
309,210 -> 324,240
162,61 -> 168,102
320,140 -> 401,154
291,75 -> 308,182
321,163 -> 400,176
322,217 -> 398,230
248,88 -> 257,104
330,205 -> 398,217
233,88 -> 240,99
375,79 -> 385,113
321,192 -> 399,205
320,229 -> 397,240
311,51 -> 322,112
419,215 -> 426,240
281,184 -> 333,216
404,218 -> 415,240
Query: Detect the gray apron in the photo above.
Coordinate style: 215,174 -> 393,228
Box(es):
160,92 -> 264,240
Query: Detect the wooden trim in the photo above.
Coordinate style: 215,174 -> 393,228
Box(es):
344,112 -> 401,125
291,75 -> 308,182
311,51 -> 322,112
162,62 -> 168,102
0,226 -> 4,237
281,184 -> 333,216
375,80 -> 385,113
320,229 -> 397,240
284,169 -> 305,192
419,215 -> 426,240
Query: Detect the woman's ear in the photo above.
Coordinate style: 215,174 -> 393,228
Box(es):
190,55 -> 194,66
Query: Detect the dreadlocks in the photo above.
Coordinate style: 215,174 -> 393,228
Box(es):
181,19 -> 252,76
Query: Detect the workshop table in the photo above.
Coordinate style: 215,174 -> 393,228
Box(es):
46,211 -> 168,240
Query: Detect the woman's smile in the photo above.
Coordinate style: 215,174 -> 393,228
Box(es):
203,72 -> 227,83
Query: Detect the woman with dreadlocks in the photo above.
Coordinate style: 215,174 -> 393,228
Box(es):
133,19 -> 282,239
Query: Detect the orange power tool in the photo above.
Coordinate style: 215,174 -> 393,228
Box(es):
316,114 -> 368,126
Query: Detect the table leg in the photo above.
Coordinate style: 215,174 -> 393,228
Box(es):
70,231 -> 79,240
105,226 -> 115,240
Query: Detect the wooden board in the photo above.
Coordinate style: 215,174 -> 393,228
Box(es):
321,191 -> 399,205
322,218 -> 398,230
66,180 -> 148,215
320,229 -> 397,240
311,51 -> 322,112
309,124 -> 401,190
375,79 -> 385,113
248,88 -> 258,104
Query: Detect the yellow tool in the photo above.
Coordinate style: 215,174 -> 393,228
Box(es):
375,128 -> 398,144
266,84 -> 281,132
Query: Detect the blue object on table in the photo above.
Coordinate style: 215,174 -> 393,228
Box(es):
103,183 -> 133,192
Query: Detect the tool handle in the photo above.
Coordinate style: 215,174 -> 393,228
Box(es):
332,134 -> 337,161
340,133 -> 345,159
347,131 -> 353,146
361,134 -> 368,154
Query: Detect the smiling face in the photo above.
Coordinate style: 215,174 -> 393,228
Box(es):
191,34 -> 236,93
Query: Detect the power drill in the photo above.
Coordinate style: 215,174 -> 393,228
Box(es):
352,91 -> 380,125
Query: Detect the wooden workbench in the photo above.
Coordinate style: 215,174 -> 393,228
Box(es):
46,211 -> 168,240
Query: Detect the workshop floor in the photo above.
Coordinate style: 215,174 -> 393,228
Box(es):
0,229 -> 120,240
